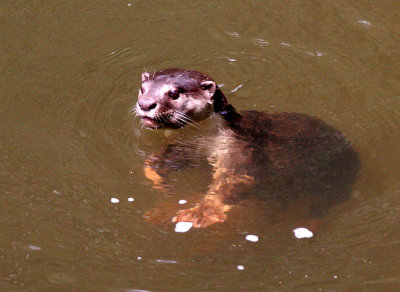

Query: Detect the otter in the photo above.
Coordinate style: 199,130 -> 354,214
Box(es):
134,68 -> 360,228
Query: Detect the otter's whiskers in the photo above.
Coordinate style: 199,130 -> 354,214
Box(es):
174,110 -> 199,129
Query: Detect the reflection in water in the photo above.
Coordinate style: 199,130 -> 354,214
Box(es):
1,0 -> 400,291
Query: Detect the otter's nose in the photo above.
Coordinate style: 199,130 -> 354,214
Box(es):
138,99 -> 157,112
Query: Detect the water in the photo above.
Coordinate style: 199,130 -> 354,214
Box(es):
1,0 -> 400,290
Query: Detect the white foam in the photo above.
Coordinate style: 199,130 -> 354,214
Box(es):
293,227 -> 313,238
128,197 -> 135,202
237,265 -> 245,270
245,235 -> 259,242
110,198 -> 119,203
174,222 -> 193,233
178,199 -> 187,205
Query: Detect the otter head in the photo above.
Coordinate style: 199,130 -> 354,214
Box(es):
135,68 -> 227,129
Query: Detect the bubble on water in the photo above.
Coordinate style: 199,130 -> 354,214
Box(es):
110,198 -> 119,203
156,259 -> 178,264
28,245 -> 42,251
178,199 -> 187,205
307,51 -> 326,57
254,38 -> 269,47
175,222 -> 193,233
237,265 -> 244,270
226,31 -> 240,38
245,235 -> 259,242
293,227 -> 313,238
231,84 -> 243,93
358,20 -> 371,26
128,197 -> 135,202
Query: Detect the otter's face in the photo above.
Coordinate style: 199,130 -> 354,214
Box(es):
135,69 -> 217,129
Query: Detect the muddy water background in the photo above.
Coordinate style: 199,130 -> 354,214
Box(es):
1,0 -> 400,290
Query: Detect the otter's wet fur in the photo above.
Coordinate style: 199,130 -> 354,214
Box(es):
134,68 -> 360,228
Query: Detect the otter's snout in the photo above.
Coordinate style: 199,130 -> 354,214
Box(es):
138,99 -> 158,112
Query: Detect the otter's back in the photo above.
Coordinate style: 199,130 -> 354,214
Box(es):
229,111 -> 360,215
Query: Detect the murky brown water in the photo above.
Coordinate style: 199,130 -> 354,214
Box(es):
1,0 -> 400,291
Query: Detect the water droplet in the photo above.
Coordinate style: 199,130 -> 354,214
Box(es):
293,227 -> 313,238
175,222 -> 193,233
110,198 -> 119,203
245,235 -> 259,242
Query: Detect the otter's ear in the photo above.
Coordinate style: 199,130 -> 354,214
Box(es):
200,80 -> 216,103
142,72 -> 151,82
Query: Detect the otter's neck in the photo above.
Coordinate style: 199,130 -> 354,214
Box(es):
213,87 -> 242,123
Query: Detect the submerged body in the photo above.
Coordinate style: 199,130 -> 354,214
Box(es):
135,69 -> 360,228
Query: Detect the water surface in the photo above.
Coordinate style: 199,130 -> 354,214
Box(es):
1,0 -> 400,290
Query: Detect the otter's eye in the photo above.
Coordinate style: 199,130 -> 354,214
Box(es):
168,89 -> 181,100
